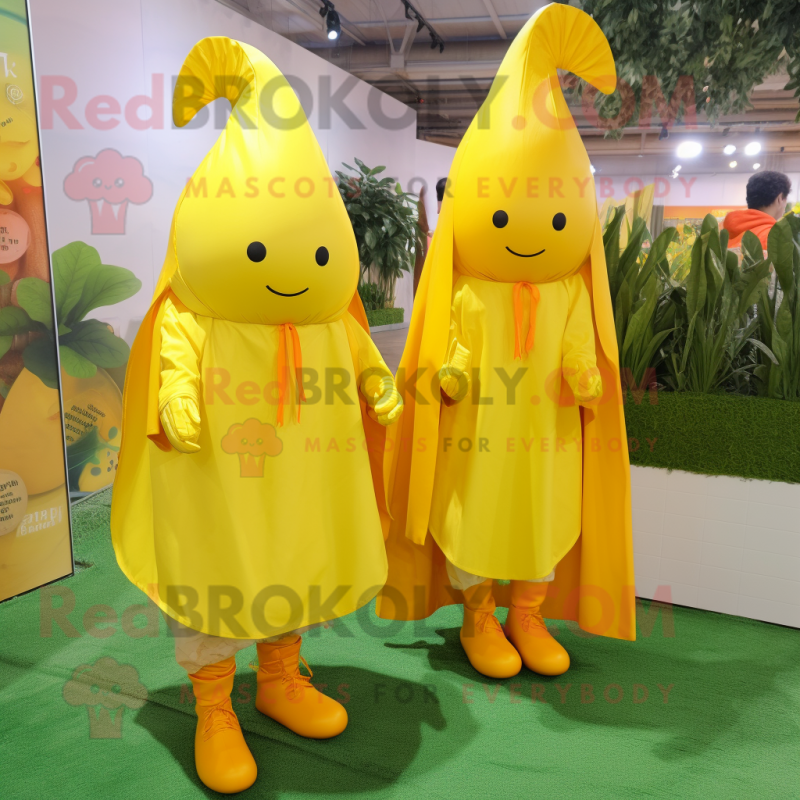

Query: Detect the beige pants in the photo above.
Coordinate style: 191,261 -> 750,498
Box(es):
445,559 -> 555,592
164,611 -> 323,674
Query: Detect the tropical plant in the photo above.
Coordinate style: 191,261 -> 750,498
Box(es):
581,0 -> 800,130
0,241 -> 140,389
336,158 -> 423,307
661,215 -> 772,393
665,221 -> 698,282
753,214 -> 800,400
357,281 -> 387,312
604,205 -> 677,387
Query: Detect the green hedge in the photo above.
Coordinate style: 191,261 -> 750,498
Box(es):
624,392 -> 800,484
367,307 -> 404,328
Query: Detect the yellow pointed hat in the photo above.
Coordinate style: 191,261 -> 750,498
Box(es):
378,4 -> 636,641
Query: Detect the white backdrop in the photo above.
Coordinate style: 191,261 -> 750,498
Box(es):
29,0 -> 456,341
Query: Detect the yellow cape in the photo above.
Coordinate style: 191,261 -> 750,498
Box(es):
111,39 -> 388,627
377,4 -> 635,641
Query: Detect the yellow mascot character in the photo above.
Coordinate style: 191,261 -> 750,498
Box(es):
111,38 -> 402,794
377,3 -> 635,680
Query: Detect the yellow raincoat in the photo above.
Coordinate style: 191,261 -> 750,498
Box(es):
377,4 -> 636,640
111,38 -> 398,640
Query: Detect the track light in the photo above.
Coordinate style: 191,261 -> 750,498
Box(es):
729,161 -> 737,168
319,2 -> 341,40
676,141 -> 701,158
723,144 -> 736,155
326,9 -> 341,40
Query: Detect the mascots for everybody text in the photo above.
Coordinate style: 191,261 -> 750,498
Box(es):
111,37 -> 401,794
377,4 -> 635,680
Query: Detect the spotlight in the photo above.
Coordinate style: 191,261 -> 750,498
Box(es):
674,165 -> 682,172
676,141 -> 702,158
753,163 -> 761,170
723,144 -> 736,155
744,141 -> 761,156
326,8 -> 341,39
729,160 -> 737,168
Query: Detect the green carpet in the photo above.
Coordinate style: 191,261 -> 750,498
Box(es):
1,489 -> 798,800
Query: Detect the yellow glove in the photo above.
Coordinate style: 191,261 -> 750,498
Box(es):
568,366 -> 603,406
363,374 -> 404,426
160,396 -> 202,453
439,339 -> 470,400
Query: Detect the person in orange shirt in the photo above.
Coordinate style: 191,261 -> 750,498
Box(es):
723,171 -> 792,249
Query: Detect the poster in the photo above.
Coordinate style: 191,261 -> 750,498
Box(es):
0,0 -> 72,601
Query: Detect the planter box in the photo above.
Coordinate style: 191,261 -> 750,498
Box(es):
632,465 -> 800,628
366,307 -> 404,328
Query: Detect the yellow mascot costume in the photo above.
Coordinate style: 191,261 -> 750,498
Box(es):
377,3 -> 635,680
111,38 -> 402,794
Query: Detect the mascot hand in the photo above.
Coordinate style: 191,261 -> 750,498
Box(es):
439,339 -> 470,400
572,367 -> 603,406
364,375 -> 404,426
161,396 -> 202,453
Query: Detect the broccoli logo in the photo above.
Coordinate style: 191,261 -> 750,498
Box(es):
62,657 -> 147,739
221,418 -> 283,477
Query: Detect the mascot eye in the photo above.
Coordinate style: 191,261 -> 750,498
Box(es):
492,210 -> 509,229
552,213 -> 566,231
247,242 -> 267,262
92,177 -> 102,188
315,246 -> 329,266
115,178 -> 125,188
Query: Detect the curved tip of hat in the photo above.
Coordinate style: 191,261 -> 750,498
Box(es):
172,37 -> 255,128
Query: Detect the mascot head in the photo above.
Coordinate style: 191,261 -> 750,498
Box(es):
164,37 -> 358,326
452,4 -> 615,284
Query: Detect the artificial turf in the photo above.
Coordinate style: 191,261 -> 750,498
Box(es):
0,488 -> 798,799
625,390 -> 800,484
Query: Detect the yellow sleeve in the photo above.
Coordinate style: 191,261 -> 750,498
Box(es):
158,297 -> 207,412
344,315 -> 393,401
562,274 -> 600,401
444,286 -> 470,372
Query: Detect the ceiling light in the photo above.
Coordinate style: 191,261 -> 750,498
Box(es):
744,142 -> 761,156
729,160 -> 737,168
673,164 -> 682,172
723,144 -> 736,155
676,141 -> 702,158
590,165 -> 596,174
753,163 -> 761,170
326,9 -> 341,39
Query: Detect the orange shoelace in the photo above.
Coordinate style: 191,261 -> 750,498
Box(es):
516,608 -> 548,635
512,281 -> 540,360
277,323 -> 306,426
201,698 -> 240,741
474,610 -> 505,636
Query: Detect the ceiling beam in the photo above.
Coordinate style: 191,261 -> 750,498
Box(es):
480,0 -> 507,39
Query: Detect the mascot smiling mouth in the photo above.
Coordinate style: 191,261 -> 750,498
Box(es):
505,247 -> 545,258
266,285 -> 309,297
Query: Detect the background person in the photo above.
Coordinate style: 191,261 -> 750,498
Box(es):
723,170 -> 792,249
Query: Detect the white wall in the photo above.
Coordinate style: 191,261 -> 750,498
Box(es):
30,0 -> 433,338
632,466 -> 800,628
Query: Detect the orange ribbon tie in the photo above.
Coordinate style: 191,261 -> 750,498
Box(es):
277,323 -> 306,426
513,281 -> 540,360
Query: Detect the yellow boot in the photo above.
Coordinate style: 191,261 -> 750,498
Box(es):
189,657 -> 257,794
255,635 -> 348,738
505,581 -> 570,676
460,580 -> 522,679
